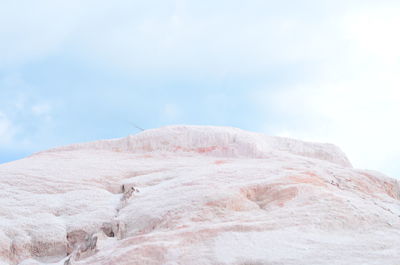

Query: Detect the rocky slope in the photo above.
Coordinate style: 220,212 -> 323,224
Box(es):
0,126 -> 399,265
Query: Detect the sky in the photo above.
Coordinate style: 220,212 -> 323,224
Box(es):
0,0 -> 399,178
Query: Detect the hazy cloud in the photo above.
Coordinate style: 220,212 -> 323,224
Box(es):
254,5 -> 400,176
0,112 -> 14,145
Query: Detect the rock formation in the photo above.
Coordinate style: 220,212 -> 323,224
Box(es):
0,126 -> 399,265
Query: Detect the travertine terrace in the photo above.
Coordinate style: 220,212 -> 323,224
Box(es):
1,126 -> 399,265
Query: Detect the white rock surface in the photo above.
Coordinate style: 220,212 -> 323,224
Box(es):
0,125 -> 399,265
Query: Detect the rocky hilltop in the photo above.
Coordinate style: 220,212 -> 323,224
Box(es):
0,126 -> 399,265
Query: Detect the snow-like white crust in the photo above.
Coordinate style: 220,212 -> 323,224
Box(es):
1,126 -> 399,265
44,125 -> 352,167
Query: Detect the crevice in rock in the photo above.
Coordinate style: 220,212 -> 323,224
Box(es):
99,184 -> 140,237
15,184 -> 141,265
63,231 -> 98,265
64,230 -> 98,263
120,185 -> 139,204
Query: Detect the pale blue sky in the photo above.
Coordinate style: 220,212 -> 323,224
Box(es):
1,0 -> 399,178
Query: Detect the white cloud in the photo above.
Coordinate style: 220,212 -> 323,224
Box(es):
344,7 -> 400,62
32,103 -> 52,119
0,0 -> 392,74
0,112 -> 15,145
0,0 -> 95,68
0,74 -> 54,148
256,6 -> 400,177
30,1 -> 345,75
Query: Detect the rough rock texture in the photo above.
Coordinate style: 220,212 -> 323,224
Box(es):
0,125 -> 399,265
